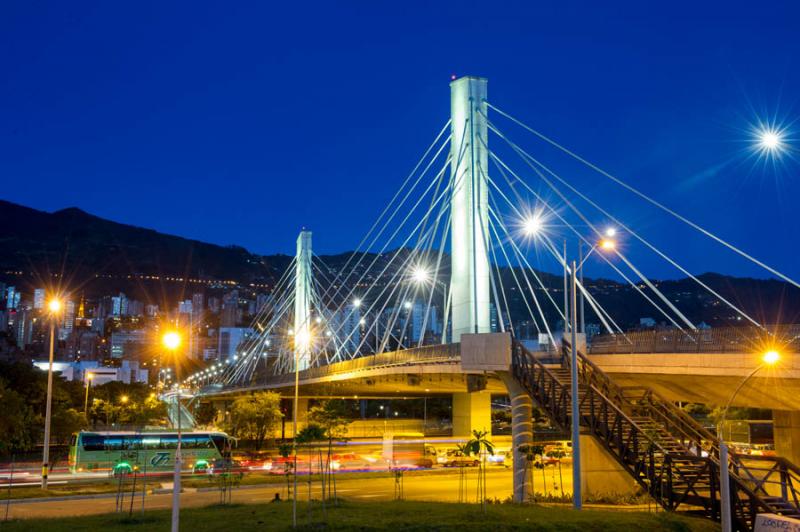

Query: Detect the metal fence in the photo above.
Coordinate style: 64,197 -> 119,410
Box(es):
589,325 -> 800,354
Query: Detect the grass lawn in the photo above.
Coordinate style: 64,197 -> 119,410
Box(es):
1,500 -> 718,531
3,468 -> 479,500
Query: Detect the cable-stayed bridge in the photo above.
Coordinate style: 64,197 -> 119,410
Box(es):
191,77 -> 799,529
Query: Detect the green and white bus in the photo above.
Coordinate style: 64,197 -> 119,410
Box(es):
69,431 -> 234,475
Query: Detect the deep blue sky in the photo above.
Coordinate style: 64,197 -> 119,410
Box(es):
2,1 -> 799,280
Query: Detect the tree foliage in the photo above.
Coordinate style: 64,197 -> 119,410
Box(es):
308,399 -> 350,442
195,402 -> 219,426
227,391 -> 283,450
0,380 -> 39,453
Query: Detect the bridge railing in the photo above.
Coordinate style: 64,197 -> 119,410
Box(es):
588,325 -> 800,355
226,343 -> 462,391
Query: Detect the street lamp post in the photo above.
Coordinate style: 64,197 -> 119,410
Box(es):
569,260 -> 582,510
718,349 -> 780,531
161,331 -> 182,532
84,373 -> 94,417
41,298 -> 62,489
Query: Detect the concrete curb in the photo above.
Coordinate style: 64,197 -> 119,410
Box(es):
4,482 -> 282,505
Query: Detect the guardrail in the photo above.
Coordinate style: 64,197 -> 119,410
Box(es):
589,325 -> 800,355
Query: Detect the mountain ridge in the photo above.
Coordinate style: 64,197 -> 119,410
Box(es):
1,199 -> 797,327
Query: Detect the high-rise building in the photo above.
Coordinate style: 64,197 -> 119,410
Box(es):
110,330 -> 147,359
332,303 -> 361,354
6,287 -> 20,310
192,293 -> 204,319
220,290 -> 239,327
34,288 -> 46,310
59,300 -> 76,340
217,327 -> 254,360
127,300 -> 144,317
178,300 -> 193,315
111,293 -> 128,316
410,302 -> 439,343
207,297 -> 221,314
13,308 -> 33,347
145,304 -> 159,317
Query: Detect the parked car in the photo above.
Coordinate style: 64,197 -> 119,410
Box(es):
442,449 -> 480,467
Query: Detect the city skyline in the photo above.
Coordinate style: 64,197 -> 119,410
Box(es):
1,1 -> 799,281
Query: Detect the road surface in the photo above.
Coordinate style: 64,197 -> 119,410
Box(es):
4,466 -> 575,520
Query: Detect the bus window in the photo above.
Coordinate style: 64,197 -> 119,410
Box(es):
105,437 -> 124,451
83,435 -> 104,452
141,437 -> 161,449
211,435 -> 227,453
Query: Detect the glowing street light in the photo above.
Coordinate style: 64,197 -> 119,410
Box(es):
120,395 -> 129,404
759,129 -> 783,152
523,215 -> 543,236
604,227 -> 616,238
353,298 -> 362,308
47,299 -> 62,313
599,238 -> 616,251
411,266 -> 430,284
762,349 -> 780,365
162,331 -> 181,351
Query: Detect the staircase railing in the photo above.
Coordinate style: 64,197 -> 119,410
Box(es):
512,338 -> 785,530
570,341 -> 800,520
512,340 -> 718,513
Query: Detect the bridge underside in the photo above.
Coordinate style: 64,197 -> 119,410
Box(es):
589,352 -> 800,410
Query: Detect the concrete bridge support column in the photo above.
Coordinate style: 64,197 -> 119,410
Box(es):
499,372 -> 533,502
774,410 -> 800,465
452,391 -> 491,439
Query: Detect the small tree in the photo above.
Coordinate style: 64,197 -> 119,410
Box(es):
295,425 -> 326,518
464,429 -> 494,512
531,444 -> 547,496
308,400 -> 350,503
278,442 -> 294,500
228,391 -> 283,450
546,449 -> 566,497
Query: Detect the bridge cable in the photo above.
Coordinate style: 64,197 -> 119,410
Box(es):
485,103 -> 800,291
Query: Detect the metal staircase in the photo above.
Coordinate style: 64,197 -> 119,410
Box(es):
510,338 -> 800,530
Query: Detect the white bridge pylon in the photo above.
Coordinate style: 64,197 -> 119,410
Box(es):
294,230 -> 313,371
449,76 -> 492,341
